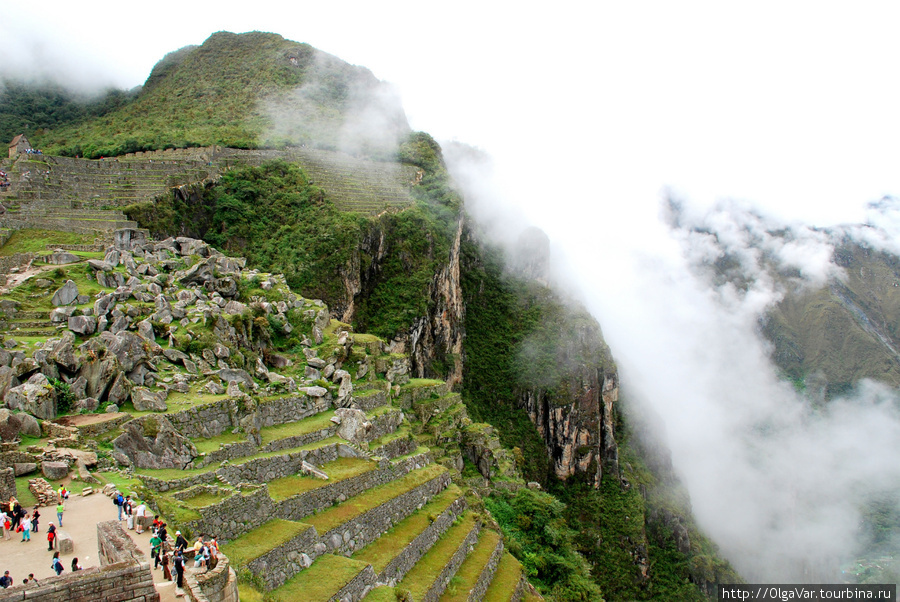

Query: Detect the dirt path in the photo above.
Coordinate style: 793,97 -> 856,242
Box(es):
0,262 -> 57,295
0,490 -> 184,600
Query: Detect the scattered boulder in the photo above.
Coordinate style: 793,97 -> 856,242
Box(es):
13,463 -> 36,476
334,408 -> 371,444
0,366 -> 19,402
131,387 -> 167,412
51,280 -> 79,306
105,404 -> 119,413
72,397 -> 99,413
46,251 -> 79,265
87,259 -> 115,272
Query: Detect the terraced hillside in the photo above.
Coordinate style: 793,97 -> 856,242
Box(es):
0,232 -> 536,601
3,147 -> 416,217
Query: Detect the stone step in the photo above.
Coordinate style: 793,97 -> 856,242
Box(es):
398,512 -> 482,602
352,484 -> 466,586
266,553 -> 376,602
482,552 -> 527,602
439,529 -> 503,602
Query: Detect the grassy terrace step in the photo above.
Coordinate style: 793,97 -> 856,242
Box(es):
191,430 -> 248,454
397,379 -> 449,409
483,552 -> 525,602
267,456 -> 377,502
219,518 -> 311,567
399,512 -> 480,602
136,436 -> 343,483
352,484 -> 464,575
266,554 -> 375,602
304,464 -> 447,535
439,529 -> 502,602
259,409 -> 337,450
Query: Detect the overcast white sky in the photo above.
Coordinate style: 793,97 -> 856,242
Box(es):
6,1 -> 900,228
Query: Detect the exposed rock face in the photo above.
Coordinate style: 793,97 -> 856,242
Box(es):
17,413 -> 41,438
520,369 -> 619,487
334,408 -> 371,443
512,227 -> 550,285
131,387 -> 167,412
112,416 -> 197,469
408,217 -> 466,386
42,461 -> 69,480
0,409 -> 22,441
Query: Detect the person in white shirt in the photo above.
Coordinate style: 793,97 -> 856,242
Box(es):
134,502 -> 147,534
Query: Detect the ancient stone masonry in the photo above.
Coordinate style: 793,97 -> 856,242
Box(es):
376,494 -> 467,586
422,520 -> 483,602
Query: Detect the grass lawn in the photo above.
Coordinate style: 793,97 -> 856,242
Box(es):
267,456 -> 376,502
304,464 -> 446,535
268,554 -> 369,602
0,229 -> 95,256
219,519 -> 310,566
353,484 -> 463,572
258,410 -> 336,446
399,512 -> 477,599
483,551 -> 524,602
192,431 -> 248,454
181,489 -> 233,509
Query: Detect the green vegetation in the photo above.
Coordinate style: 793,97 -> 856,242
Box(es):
0,229 -> 95,256
25,31 -> 405,158
483,552 -> 525,602
258,410 -> 336,446
400,512 -> 477,599
442,529 -> 501,601
485,488 -> 603,601
266,457 -> 375,501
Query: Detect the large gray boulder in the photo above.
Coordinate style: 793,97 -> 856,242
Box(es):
5,373 -> 57,420
334,408 -> 371,444
51,280 -> 79,306
217,368 -> 254,390
87,259 -> 114,272
112,416 -> 197,469
0,409 -> 21,441
41,461 -> 69,480
17,413 -> 41,438
47,332 -> 78,372
0,366 -> 20,402
131,387 -> 167,412
77,353 -> 122,401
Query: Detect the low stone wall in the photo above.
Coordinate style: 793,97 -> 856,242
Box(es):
366,409 -> 405,442
0,520 -> 159,602
468,537 -> 505,602
334,565 -> 377,602
0,252 -> 34,275
72,412 -> 133,438
183,486 -> 275,542
421,520 -> 482,602
194,440 -> 256,468
140,469 -> 219,493
256,394 -> 332,428
396,382 -> 448,410
164,398 -> 238,439
260,424 -> 337,454
183,552 -> 239,602
376,495 -> 467,586
353,388 -> 387,411
370,435 -> 417,460
246,525 -> 319,590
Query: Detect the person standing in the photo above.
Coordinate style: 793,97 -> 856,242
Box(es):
115,492 -> 124,520
47,523 -> 56,551
71,558 -> 81,571
20,514 -> 30,542
134,501 -> 147,534
173,549 -> 184,589
0,571 -> 11,588
2,514 -> 10,540
55,500 -> 64,527
150,532 -> 162,569
31,508 -> 39,533
161,550 -> 172,582
174,530 -> 187,552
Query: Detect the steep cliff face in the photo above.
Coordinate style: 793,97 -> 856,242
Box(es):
520,360 -> 619,486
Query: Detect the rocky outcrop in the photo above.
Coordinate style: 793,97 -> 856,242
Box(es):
408,217 -> 466,386
5,373 -> 57,420
112,415 -> 198,469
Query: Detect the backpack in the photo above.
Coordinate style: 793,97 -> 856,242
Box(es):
115,495 -> 123,506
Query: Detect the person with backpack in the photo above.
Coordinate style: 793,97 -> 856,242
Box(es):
51,552 -> 63,575
114,492 -> 124,520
